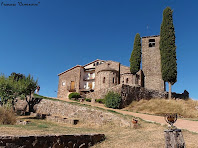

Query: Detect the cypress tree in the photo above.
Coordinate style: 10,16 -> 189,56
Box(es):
130,33 -> 141,74
160,7 -> 177,99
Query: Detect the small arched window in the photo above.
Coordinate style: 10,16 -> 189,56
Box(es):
126,78 -> 129,83
149,39 -> 155,47
103,77 -> 105,83
113,77 -> 115,84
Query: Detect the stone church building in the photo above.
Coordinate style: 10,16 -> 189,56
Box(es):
57,35 -> 166,98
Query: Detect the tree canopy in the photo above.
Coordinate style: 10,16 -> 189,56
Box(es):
130,33 -> 142,74
0,73 -> 38,105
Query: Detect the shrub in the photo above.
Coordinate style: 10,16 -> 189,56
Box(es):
96,99 -> 105,104
85,98 -> 91,102
68,92 -> 81,99
104,91 -> 121,109
0,107 -> 16,125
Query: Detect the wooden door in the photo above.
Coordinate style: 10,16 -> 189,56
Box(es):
88,82 -> 92,89
71,81 -> 75,90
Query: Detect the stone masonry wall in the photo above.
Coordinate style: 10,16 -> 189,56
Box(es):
85,84 -> 123,100
86,84 -> 168,108
0,134 -> 105,148
120,85 -> 168,108
120,65 -> 130,74
58,66 -> 83,98
97,71 -> 119,90
142,36 -> 165,92
35,99 -> 131,127
95,61 -> 120,90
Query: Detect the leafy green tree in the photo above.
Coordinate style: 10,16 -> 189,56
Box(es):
160,7 -> 177,99
9,72 -> 25,81
0,75 -> 14,105
0,73 -> 38,108
130,33 -> 142,74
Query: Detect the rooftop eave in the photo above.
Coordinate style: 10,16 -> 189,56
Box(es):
58,65 -> 83,76
142,35 -> 160,38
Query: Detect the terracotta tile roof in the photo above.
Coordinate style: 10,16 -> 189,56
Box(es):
58,59 -> 105,76
58,65 -> 83,76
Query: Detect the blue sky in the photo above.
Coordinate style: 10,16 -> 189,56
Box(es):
0,0 -> 198,100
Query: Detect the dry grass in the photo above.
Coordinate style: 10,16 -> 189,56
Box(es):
0,107 -> 16,125
125,98 -> 198,119
0,116 -> 198,148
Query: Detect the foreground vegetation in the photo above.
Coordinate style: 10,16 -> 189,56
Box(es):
125,98 -> 198,119
0,115 -> 197,148
0,107 -> 16,125
0,72 -> 38,105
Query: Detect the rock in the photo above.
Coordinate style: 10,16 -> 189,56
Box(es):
16,120 -> 31,125
14,99 -> 28,115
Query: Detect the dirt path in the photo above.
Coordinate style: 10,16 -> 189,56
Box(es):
56,98 -> 198,134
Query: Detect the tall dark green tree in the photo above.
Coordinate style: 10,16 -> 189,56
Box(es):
160,7 -> 177,99
130,33 -> 141,74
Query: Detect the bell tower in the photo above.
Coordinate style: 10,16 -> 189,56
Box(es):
142,35 -> 165,92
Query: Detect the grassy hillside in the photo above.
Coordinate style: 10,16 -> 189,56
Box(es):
125,99 -> 198,119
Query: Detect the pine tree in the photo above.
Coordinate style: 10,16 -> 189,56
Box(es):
160,7 -> 177,99
130,33 -> 141,74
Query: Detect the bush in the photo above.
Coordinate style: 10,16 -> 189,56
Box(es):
104,91 -> 121,109
96,99 -> 105,104
0,107 -> 16,125
85,98 -> 91,102
68,92 -> 81,99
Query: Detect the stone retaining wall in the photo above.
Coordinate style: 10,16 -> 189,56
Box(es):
85,84 -> 123,100
85,84 -> 189,108
0,134 -> 105,148
120,85 -> 168,108
34,99 -> 131,127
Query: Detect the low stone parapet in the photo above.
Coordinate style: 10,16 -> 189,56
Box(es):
0,134 -> 105,148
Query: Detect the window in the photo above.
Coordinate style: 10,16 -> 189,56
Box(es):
96,62 -> 99,66
113,77 -> 115,84
62,82 -> 66,86
93,63 -> 95,66
126,78 -> 129,83
103,77 -> 105,83
149,39 -> 155,47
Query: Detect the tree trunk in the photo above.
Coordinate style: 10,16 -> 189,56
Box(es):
169,82 -> 172,99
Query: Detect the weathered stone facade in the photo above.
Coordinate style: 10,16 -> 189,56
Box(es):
85,84 -> 123,100
0,134 -> 105,148
58,59 -> 143,98
142,35 -> 165,92
57,35 -> 180,100
58,65 -> 83,98
95,61 -> 121,91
